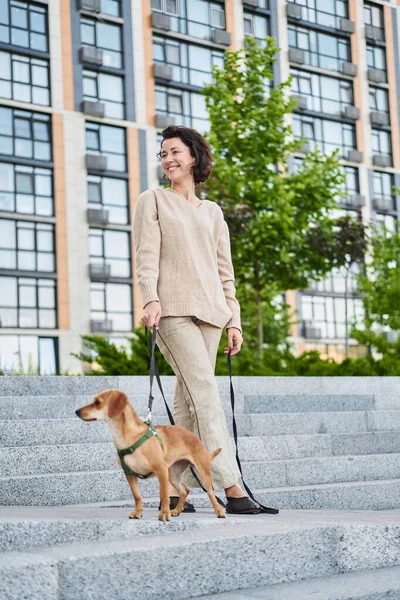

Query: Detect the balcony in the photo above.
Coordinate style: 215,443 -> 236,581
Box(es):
91,319 -> 113,333
342,194 -> 366,209
341,62 -> 357,77
347,150 -> 363,163
373,196 -> 394,212
82,100 -> 105,118
89,263 -> 112,281
151,12 -> 171,31
372,154 -> 391,168
86,154 -> 107,171
292,94 -> 308,110
212,29 -> 231,46
153,63 -> 173,81
286,3 -> 302,19
80,46 -> 103,66
370,111 -> 389,127
155,113 -> 175,128
367,68 -> 386,84
79,0 -> 100,11
302,320 -> 322,340
365,25 -> 384,43
288,48 -> 305,64
340,18 -> 355,34
87,208 -> 109,225
342,105 -> 360,120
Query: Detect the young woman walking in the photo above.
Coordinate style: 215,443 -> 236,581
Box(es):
133,125 -> 259,514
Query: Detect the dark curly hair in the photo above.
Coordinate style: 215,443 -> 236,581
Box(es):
156,125 -> 214,186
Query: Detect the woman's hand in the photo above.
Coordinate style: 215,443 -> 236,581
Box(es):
224,327 -> 243,356
141,301 -> 162,330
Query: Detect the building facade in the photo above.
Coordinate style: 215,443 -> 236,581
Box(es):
0,0 -> 399,373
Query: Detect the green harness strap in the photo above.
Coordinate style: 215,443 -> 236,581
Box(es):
117,421 -> 163,479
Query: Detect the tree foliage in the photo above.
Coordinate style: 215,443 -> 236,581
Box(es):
201,36 -> 348,355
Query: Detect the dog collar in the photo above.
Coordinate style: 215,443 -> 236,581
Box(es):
117,421 -> 163,479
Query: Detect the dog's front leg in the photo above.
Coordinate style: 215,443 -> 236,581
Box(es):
155,464 -> 170,522
125,475 -> 143,519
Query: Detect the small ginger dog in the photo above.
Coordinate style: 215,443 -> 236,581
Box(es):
76,389 -> 225,521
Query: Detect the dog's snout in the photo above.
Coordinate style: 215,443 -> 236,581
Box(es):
75,409 -> 81,417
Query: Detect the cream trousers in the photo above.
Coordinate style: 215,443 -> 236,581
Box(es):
156,315 -> 241,491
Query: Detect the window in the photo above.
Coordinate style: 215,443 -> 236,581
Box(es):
376,212 -> 396,233
153,36 -> 224,87
82,70 -> 125,119
0,51 -> 50,106
152,0 -> 227,41
87,175 -> 129,224
155,85 -> 209,133
0,276 -> 56,329
366,45 -> 387,80
90,281 -> 132,331
372,129 -> 392,162
310,265 -> 359,295
86,122 -> 126,172
0,0 -> 48,52
369,86 -> 389,116
0,219 -> 55,272
81,17 -> 123,69
364,2 -> 384,36
89,228 -> 131,278
287,0 -> 348,29
372,171 -> 395,211
288,26 -> 350,72
0,163 -> 53,215
100,0 -> 122,17
291,69 -> 353,116
301,294 -> 364,340
0,107 -> 51,161
0,334 -> 57,374
244,12 -> 269,47
293,114 -> 356,157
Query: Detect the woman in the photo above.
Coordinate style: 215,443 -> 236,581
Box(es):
133,125 -> 259,514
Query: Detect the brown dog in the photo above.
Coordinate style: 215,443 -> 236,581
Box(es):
76,389 -> 226,521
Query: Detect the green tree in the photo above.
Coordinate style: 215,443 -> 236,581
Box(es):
201,36 -> 348,358
357,223 -> 400,332
73,326 -> 174,375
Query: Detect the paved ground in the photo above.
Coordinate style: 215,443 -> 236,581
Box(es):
2,504 -> 400,528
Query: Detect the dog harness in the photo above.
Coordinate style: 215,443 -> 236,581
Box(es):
117,420 -> 163,479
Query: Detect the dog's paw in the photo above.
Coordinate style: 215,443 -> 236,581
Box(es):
128,511 -> 143,519
158,510 -> 171,522
216,508 -> 226,518
171,509 -> 181,517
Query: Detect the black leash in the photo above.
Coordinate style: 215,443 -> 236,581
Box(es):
145,324 -> 279,515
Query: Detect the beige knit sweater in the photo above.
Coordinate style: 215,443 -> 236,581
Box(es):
132,187 -> 241,333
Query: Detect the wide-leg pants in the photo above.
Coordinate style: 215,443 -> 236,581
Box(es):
156,315 -> 241,491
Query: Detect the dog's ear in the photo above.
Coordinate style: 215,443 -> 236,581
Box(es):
108,391 -> 128,418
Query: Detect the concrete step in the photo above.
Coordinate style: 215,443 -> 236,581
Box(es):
4,433 -> 400,479
2,411 -> 400,446
0,393 -> 242,419
192,565 -> 400,599
2,512 -> 400,600
246,394 -> 376,413
3,462 -> 400,508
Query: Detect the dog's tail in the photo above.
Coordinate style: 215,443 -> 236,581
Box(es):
210,448 -> 222,461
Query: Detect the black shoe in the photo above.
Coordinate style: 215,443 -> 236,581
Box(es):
225,496 -> 260,515
158,496 -> 196,513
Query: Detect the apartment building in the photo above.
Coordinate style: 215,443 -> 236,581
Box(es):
0,0 -> 399,372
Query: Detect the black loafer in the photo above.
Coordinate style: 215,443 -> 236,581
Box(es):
225,496 -> 260,515
158,496 -> 196,513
